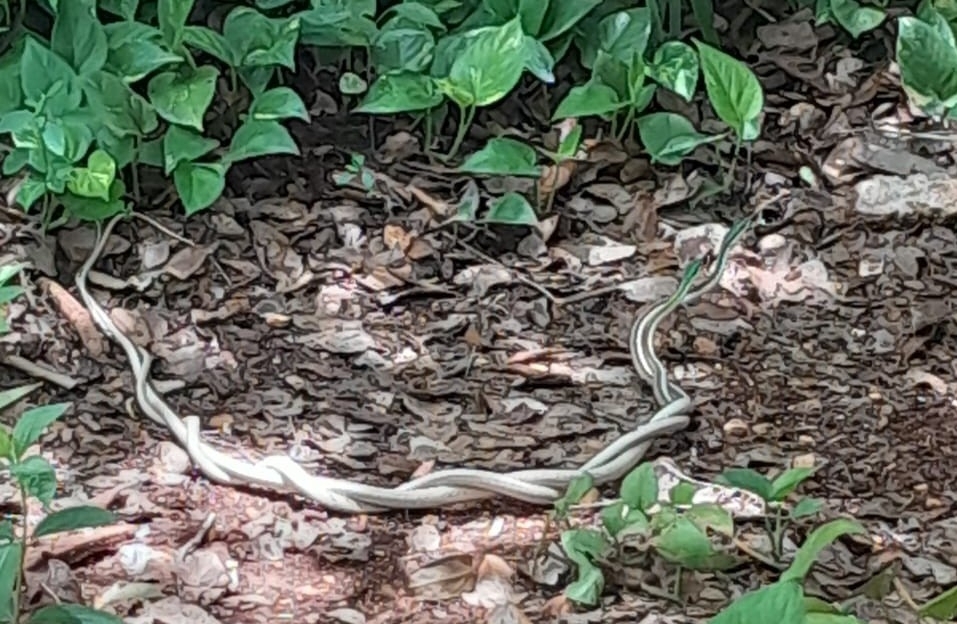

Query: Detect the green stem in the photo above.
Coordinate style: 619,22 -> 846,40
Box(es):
445,103 -> 475,161
725,136 -> 743,189
616,106 -> 636,143
13,485 -> 28,624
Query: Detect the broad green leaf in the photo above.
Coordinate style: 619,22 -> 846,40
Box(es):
716,468 -> 773,502
84,70 -> 159,136
12,402 -> 71,459
355,71 -> 443,114
51,0 -> 108,76
522,37 -> 557,84
781,519 -> 866,584
538,0 -> 603,41
620,462 -> 659,512
690,0 -> 719,44
158,0 -> 196,49
805,614 -> 867,624
223,7 -> 300,70
694,39 -> 764,140
0,542 -> 23,623
600,501 -> 649,538
709,581 -> 805,624
67,150 -> 116,201
560,528 -> 609,569
339,71 -> 368,95
484,192 -> 538,227
897,15 -> 957,115
381,2 -> 446,30
829,0 -> 885,38
225,119 -> 299,164
0,428 -> 11,461
0,59 -> 23,115
104,27 -> 184,83
163,125 -> 220,174
0,285 -> 24,306
0,109 -> 36,136
442,17 -> 529,107
60,182 -> 128,222
564,563 -> 604,606
10,456 -> 58,506
651,41 -> 699,101
685,503 -> 734,537
147,65 -> 219,131
919,583 -> 957,620
27,604 -> 124,624
34,506 -> 117,538
637,112 -> 720,165
250,87 -> 309,122
653,517 -> 716,566
0,264 -> 24,286
770,467 -> 816,500
0,520 -> 14,542
598,8 -> 652,64
553,473 -> 594,517
373,23 -> 436,73
99,0 -> 139,20
555,124 -> 582,160
19,38 -> 83,116
183,26 -> 239,67
14,176 -> 48,210
790,497 -> 824,519
458,137 -> 540,177
552,81 -> 623,119
669,482 -> 696,505
174,162 -> 227,215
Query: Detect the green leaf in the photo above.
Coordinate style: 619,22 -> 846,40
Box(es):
637,112 -> 720,166
223,7 -> 300,70
60,179 -> 128,222
897,15 -> 957,115
829,0 -> 885,38
251,87 -> 309,122
804,614 -> 867,624
458,137 -> 539,177
147,65 -> 219,131
564,563 -> 604,606
51,0 -> 109,76
553,473 -> 594,517
158,0 -> 195,49
12,402 -> 71,459
552,80 -> 623,119
709,581 -> 805,624
163,125 -> 220,174
13,176 -> 48,211
651,41 -> 699,101
669,482 -> 696,505
19,37 -> 83,116
0,109 -> 36,136
373,22 -> 436,73
339,71 -> 368,94
84,70 -> 159,136
173,161 -> 227,215
716,468 -> 773,501
769,467 -> 816,500
598,8 -> 652,65
620,462 -> 658,512
0,429 -> 12,461
10,456 -> 58,506
694,39 -> 764,140
919,583 -> 957,620
105,22 -> 185,82
99,0 -> 139,20
355,71 -> 443,114
790,497 -> 824,519
0,542 -> 23,623
600,501 -> 649,539
27,604 -> 124,624
538,0 -> 603,41
484,192 -> 538,227
34,506 -> 117,538
653,517 -> 716,567
560,528 -> 609,569
780,519 -> 866,584
441,17 -> 530,107
183,26 -> 239,67
685,503 -> 735,537
67,150 -> 116,201
225,119 -> 299,165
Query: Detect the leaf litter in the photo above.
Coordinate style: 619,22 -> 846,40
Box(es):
3,10 -> 957,624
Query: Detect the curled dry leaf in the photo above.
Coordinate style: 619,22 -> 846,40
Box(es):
39,277 -> 105,357
405,552 -> 476,600
382,224 -> 434,260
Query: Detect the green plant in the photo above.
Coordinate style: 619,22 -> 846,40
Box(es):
1,393 -> 121,624
896,0 -> 957,119
0,0 -> 307,223
716,466 -> 823,560
333,151 -> 375,191
814,0 -> 887,38
0,263 -> 23,334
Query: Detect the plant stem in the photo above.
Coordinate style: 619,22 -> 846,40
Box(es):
13,485 -> 28,624
445,103 -> 475,161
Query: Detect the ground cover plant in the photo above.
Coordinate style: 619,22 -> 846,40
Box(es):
1,0 -> 957,622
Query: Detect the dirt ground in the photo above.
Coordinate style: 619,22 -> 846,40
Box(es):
2,11 -> 957,624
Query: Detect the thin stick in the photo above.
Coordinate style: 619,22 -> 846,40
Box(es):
0,354 -> 78,389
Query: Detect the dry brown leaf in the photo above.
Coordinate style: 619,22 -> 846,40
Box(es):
40,278 -> 105,357
405,553 -> 476,600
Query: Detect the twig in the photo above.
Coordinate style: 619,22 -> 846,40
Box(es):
0,354 -> 78,389
175,512 -> 216,563
892,577 -> 923,614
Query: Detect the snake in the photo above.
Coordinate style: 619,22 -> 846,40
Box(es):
73,212 -> 752,513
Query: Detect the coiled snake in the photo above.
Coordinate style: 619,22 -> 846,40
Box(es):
74,213 -> 752,513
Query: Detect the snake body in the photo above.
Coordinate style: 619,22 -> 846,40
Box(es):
74,213 -> 751,513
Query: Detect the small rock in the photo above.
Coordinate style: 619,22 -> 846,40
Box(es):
792,453 -> 816,469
